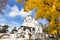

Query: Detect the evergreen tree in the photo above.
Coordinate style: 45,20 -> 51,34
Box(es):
0,25 -> 9,33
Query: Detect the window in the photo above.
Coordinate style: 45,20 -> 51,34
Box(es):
33,28 -> 35,31
23,27 -> 26,31
41,34 -> 43,37
23,35 -> 25,38
30,28 -> 31,32
29,34 -> 32,38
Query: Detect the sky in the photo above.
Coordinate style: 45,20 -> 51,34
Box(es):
0,0 -> 49,32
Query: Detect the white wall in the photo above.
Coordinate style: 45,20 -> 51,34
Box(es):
0,38 -> 28,40
0,39 -> 9,40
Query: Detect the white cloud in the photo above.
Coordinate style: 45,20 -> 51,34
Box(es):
8,11 -> 18,17
8,5 -> 31,18
0,23 -> 6,26
19,9 -> 31,17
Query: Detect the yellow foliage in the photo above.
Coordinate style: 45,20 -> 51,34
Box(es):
58,22 -> 60,27
16,0 -> 60,35
51,30 -> 57,35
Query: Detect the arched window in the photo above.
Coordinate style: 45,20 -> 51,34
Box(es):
33,28 -> 35,31
23,27 -> 26,31
23,35 -> 25,38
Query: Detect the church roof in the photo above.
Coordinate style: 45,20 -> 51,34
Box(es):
18,26 -> 35,30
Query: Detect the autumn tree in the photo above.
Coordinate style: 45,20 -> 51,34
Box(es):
16,0 -> 60,36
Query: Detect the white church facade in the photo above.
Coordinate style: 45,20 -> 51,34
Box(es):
0,15 -> 47,40
18,15 -> 45,39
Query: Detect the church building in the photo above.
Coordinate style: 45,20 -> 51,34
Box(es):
18,15 -> 45,39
